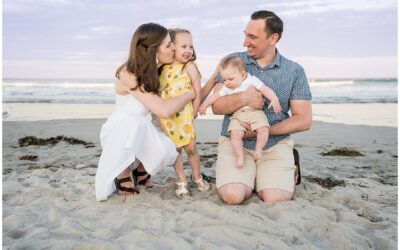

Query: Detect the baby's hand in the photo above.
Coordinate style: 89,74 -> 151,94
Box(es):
268,98 -> 282,114
198,104 -> 207,115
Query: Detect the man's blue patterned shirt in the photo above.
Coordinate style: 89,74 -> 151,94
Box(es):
216,50 -> 312,150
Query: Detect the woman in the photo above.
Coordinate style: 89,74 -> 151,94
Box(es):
95,23 -> 195,201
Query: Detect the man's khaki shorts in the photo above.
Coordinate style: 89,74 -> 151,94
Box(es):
228,108 -> 269,132
215,136 -> 296,193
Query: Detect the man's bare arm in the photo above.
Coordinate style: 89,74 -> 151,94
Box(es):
269,100 -> 312,135
211,84 -> 264,115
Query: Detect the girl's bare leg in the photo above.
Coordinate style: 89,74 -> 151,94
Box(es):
184,139 -> 201,180
173,148 -> 186,183
185,139 -> 210,191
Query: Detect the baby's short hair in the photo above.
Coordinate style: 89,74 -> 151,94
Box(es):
220,55 -> 246,72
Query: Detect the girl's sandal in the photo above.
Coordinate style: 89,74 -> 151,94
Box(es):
191,175 -> 210,192
114,177 -> 139,195
175,181 -> 189,197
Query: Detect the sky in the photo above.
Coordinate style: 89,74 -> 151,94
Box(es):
3,0 -> 398,79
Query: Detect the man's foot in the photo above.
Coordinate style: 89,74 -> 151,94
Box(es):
236,156 -> 244,168
293,148 -> 301,185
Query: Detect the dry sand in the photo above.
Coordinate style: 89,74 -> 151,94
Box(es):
2,118 -> 398,249
2,103 -> 397,128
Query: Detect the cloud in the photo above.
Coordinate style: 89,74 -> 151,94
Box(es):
294,56 -> 397,78
90,26 -> 114,35
3,0 -> 86,13
72,26 -> 123,40
72,34 -> 94,40
258,0 -> 396,17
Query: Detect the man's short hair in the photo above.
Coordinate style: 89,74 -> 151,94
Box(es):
220,55 -> 246,72
251,10 -> 283,41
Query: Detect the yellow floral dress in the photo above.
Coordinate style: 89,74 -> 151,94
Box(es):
159,63 -> 195,148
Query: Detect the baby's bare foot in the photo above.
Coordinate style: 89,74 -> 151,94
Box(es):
236,156 -> 244,168
254,150 -> 262,160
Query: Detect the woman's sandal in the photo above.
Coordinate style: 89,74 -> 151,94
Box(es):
132,169 -> 153,188
191,175 -> 210,192
114,177 -> 139,195
176,181 -> 189,196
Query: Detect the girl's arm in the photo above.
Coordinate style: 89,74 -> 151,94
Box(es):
118,69 -> 195,119
185,63 -> 202,118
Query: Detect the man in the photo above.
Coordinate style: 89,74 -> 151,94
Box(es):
211,10 -> 312,204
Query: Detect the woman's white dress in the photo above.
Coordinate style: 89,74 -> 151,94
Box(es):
95,94 -> 178,201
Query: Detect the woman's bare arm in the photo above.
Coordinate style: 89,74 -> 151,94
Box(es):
118,69 -> 195,119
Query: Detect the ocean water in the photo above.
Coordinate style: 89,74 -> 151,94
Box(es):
2,78 -> 398,104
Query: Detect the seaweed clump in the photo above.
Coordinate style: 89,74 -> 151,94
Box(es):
18,136 -> 95,148
321,147 -> 364,157
305,176 -> 346,189
19,154 -> 38,161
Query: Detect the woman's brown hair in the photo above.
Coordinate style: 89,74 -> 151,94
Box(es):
116,23 -> 168,94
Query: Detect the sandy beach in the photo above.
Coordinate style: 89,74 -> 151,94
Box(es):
2,105 -> 398,249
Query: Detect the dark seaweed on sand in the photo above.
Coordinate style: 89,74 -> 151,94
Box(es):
321,147 -> 364,157
18,136 -> 95,148
19,154 -> 38,161
305,176 -> 346,189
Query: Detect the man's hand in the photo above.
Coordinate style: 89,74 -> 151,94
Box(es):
244,86 -> 264,110
238,121 -> 257,138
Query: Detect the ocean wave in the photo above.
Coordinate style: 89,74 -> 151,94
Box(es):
3,82 -> 115,89
3,78 -> 397,104
309,80 -> 354,87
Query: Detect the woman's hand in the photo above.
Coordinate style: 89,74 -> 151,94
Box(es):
187,89 -> 196,100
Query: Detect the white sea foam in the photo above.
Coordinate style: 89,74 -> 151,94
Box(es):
2,78 -> 397,104
309,80 -> 354,87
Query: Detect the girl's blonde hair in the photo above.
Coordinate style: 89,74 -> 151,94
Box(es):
168,28 -> 200,78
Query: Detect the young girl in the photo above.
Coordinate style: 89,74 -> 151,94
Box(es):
159,28 -> 210,196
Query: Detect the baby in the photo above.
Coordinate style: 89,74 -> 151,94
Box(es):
198,55 -> 281,167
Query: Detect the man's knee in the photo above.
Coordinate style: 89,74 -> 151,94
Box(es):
258,188 -> 293,203
218,185 -> 250,205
